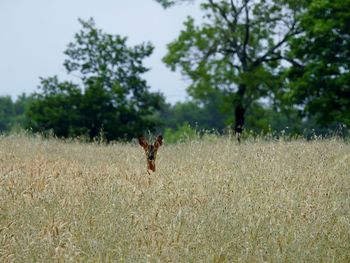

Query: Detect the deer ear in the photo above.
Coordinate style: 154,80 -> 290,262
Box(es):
154,135 -> 163,149
138,136 -> 148,149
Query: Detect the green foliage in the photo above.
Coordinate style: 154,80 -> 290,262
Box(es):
154,0 -> 193,8
27,77 -> 84,137
160,91 -> 230,132
244,103 -> 303,134
288,0 -> 350,128
162,0 -> 303,132
0,94 -> 33,133
3,1 -> 347,139
163,122 -> 198,143
159,97 -> 306,138
12,94 -> 35,130
0,96 -> 14,132
157,0 -> 348,135
26,18 -> 164,141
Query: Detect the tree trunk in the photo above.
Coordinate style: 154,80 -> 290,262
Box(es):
234,104 -> 245,134
234,84 -> 246,143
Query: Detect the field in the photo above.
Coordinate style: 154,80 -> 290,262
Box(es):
0,134 -> 349,262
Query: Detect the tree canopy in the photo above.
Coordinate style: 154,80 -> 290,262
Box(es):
160,0 -> 303,135
154,0 -> 193,8
0,94 -> 32,133
156,0 -> 349,135
27,18 -> 164,141
1,1 -> 349,139
287,0 -> 350,128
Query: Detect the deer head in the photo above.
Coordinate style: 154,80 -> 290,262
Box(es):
138,135 -> 163,174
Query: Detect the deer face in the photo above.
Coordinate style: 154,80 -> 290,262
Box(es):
139,135 -> 163,173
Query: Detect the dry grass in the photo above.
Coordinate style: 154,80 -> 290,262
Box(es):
0,133 -> 349,262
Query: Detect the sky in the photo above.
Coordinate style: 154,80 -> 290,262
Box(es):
0,0 -> 202,104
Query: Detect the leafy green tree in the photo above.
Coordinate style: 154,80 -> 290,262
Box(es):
27,77 -> 84,137
27,18 -> 164,140
287,0 -> 350,128
244,103 -> 302,134
11,94 -> 34,131
0,96 -> 14,132
163,122 -> 198,143
154,0 -> 193,8
157,0 -> 303,135
160,91 -> 229,132
0,94 -> 33,133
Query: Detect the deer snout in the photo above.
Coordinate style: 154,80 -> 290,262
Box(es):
147,146 -> 156,160
148,155 -> 155,161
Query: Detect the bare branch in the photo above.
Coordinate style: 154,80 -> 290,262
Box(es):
253,20 -> 299,67
208,0 -> 231,26
282,57 -> 303,68
257,53 -> 303,68
208,0 -> 247,65
230,0 -> 237,13
202,40 -> 219,61
242,0 -> 250,69
227,59 -> 241,71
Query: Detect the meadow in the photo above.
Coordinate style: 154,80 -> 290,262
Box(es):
0,133 -> 349,262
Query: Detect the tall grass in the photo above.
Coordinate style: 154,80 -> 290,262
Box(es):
0,133 -> 349,262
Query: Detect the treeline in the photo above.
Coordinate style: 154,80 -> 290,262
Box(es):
0,94 -> 33,133
0,0 -> 349,141
0,92 -> 344,141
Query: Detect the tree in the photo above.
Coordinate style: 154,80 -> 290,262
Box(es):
160,91 -> 229,132
0,96 -> 14,132
27,77 -> 84,137
287,0 -> 350,128
157,0 -> 303,136
27,18 -> 164,140
0,94 -> 33,133
155,0 -> 193,8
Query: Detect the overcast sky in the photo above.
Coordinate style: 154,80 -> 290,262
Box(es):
0,0 -> 202,104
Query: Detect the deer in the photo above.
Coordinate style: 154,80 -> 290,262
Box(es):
138,135 -> 163,174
